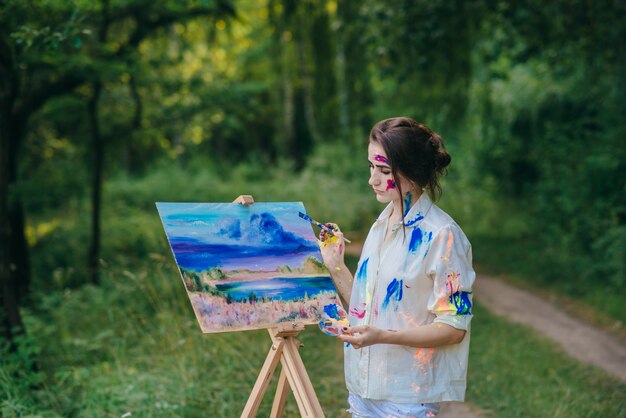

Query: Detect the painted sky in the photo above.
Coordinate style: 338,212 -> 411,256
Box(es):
156,202 -> 321,271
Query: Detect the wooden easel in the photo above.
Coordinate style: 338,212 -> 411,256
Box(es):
241,323 -> 325,417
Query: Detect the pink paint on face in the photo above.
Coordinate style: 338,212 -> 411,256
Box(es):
386,179 -> 396,191
374,154 -> 390,165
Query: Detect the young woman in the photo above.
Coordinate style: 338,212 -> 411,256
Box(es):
319,117 -> 475,418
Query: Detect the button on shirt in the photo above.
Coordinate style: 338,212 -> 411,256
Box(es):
345,193 -> 475,403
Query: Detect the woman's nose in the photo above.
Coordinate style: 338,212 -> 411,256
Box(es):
368,171 -> 379,186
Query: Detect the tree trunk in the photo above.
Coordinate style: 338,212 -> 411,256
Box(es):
333,6 -> 350,138
88,82 -> 103,285
295,21 -> 320,145
0,38 -> 25,346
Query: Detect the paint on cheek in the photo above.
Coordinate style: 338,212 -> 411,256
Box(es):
386,179 -> 396,191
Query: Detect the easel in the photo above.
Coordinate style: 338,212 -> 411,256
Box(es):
241,323 -> 325,417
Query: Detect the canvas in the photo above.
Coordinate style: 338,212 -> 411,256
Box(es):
156,202 -> 341,333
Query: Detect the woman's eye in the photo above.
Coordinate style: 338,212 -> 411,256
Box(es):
381,170 -> 391,175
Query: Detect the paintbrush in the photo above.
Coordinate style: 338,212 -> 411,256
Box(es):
298,212 -> 351,243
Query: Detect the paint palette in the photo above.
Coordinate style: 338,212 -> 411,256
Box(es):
318,303 -> 350,336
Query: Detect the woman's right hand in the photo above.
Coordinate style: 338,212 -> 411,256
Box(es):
233,195 -> 254,205
318,223 -> 346,272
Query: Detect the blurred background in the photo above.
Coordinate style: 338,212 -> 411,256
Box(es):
1,1 -> 624,416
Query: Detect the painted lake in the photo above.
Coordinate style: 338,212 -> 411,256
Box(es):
215,276 -> 335,302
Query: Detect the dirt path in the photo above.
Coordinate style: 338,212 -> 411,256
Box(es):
474,275 -> 626,382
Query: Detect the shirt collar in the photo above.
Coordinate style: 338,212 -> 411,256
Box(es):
375,192 -> 433,228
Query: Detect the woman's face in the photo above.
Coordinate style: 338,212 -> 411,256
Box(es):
368,142 -> 414,204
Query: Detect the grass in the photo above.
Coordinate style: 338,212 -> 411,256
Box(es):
4,254 -> 625,417
468,303 -> 626,417
4,241 -> 626,417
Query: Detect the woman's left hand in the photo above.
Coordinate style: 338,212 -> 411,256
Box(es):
337,325 -> 384,349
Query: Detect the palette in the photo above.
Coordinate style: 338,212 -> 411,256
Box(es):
318,303 -> 350,336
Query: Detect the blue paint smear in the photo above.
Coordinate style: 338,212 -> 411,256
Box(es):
449,291 -> 473,315
403,192 -> 413,217
382,278 -> 403,309
324,303 -> 341,319
409,228 -> 423,253
404,213 -> 424,227
422,231 -> 433,257
409,228 -> 433,254
356,257 -> 369,281
216,276 -> 336,302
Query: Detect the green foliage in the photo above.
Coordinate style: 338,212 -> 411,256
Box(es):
0,332 -> 46,417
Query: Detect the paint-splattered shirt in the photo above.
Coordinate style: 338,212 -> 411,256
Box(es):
345,193 -> 475,403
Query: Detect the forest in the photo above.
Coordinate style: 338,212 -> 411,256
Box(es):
1,1 -> 625,416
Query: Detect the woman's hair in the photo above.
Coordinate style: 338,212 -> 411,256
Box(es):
369,117 -> 451,215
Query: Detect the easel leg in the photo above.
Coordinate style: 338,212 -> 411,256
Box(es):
242,325 -> 325,418
241,338 -> 285,418
271,333 -> 325,418
270,368 -> 289,418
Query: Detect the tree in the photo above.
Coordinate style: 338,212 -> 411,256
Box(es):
0,0 -> 236,346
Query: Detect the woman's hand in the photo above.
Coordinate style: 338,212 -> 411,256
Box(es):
233,195 -> 254,205
338,325 -> 385,349
318,223 -> 346,272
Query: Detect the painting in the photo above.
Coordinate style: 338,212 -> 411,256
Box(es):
156,202 -> 341,333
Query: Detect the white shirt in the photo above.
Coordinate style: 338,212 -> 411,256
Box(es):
345,193 -> 475,403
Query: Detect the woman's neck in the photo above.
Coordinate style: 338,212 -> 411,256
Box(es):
391,189 -> 421,223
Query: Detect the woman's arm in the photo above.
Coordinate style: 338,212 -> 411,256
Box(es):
318,224 -> 354,307
328,265 -> 354,308
338,323 -> 466,349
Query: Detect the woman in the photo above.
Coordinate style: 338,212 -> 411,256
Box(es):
319,117 -> 475,417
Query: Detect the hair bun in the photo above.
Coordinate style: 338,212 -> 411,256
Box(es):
435,149 -> 452,171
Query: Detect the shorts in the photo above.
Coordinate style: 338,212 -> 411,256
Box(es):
347,392 -> 440,418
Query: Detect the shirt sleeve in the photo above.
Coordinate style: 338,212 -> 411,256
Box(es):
424,223 -> 475,331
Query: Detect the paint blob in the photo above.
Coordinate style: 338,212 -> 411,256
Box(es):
403,192 -> 413,217
349,304 -> 366,319
356,257 -> 369,281
386,179 -> 396,191
374,154 -> 390,165
319,303 -> 350,336
405,213 -> 425,228
382,278 -> 404,309
408,227 -> 432,253
449,291 -> 472,315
